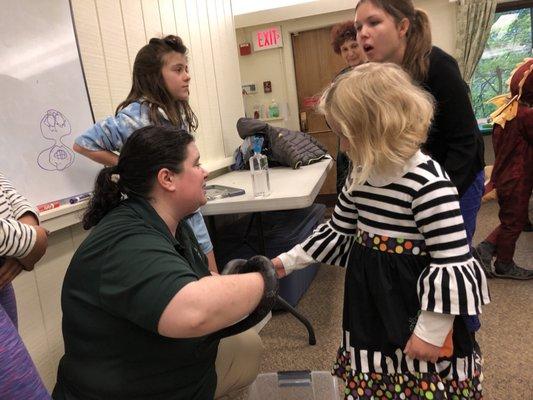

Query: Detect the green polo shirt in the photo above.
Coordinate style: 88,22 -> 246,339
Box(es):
53,197 -> 218,400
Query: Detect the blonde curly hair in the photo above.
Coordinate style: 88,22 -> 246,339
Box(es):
319,62 -> 434,186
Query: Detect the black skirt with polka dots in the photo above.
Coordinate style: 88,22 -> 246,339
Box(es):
332,231 -> 483,399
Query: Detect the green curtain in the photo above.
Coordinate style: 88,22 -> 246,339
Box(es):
455,0 -> 498,85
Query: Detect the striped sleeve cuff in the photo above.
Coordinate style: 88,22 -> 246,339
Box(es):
417,257 -> 491,316
2,180 -> 40,222
0,219 -> 37,258
12,206 -> 39,224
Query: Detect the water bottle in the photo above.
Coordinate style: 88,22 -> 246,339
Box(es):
249,137 -> 271,197
268,99 -> 280,118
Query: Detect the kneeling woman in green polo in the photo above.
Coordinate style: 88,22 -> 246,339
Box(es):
53,126 -> 269,400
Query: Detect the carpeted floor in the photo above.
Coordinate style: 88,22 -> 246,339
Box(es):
240,198 -> 532,400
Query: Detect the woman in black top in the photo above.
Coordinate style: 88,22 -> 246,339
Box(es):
354,0 -> 485,247
54,126 -> 270,400
354,0 -> 485,334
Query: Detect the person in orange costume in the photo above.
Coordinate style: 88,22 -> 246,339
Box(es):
474,58 -> 533,280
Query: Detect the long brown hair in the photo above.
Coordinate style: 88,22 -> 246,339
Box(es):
116,35 -> 198,131
356,0 -> 432,82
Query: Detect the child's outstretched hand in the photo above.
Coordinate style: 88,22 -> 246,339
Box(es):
271,257 -> 286,278
404,333 -> 441,363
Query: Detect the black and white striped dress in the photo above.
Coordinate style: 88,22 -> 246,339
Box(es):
0,174 -> 38,259
281,151 -> 490,397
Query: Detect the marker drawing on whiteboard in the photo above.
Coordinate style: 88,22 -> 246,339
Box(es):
69,193 -> 91,204
37,109 -> 75,171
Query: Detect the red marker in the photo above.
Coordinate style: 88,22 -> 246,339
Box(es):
37,201 -> 61,212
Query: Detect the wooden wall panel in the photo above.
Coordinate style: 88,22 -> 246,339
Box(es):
120,0 -> 146,72
95,0 -> 131,111
172,0 -> 191,40
185,0 -> 209,154
158,0 -> 177,35
173,0 -> 201,134
195,0 -> 225,161
70,0 -> 113,120
141,0 -> 163,38
210,0 -> 245,157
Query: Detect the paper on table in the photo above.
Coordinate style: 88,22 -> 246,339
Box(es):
205,185 -> 245,201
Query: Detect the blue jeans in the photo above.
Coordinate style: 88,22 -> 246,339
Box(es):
458,170 -> 485,333
459,170 -> 485,247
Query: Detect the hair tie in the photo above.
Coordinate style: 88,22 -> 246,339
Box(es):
110,174 -> 120,184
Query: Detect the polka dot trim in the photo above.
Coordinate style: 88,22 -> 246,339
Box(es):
356,229 -> 427,256
332,347 -> 483,399
334,370 -> 483,400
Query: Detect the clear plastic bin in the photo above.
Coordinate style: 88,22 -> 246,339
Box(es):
247,370 -> 341,400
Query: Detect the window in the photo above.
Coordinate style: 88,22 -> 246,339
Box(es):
470,1 -> 533,120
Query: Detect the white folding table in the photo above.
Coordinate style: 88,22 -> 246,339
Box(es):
201,158 -> 333,345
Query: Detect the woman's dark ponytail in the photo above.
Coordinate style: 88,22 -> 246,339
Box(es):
82,126 -> 194,230
82,165 -> 122,229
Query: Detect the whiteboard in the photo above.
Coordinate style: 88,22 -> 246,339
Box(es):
0,0 -> 100,207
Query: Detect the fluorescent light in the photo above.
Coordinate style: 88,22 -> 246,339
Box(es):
232,0 -> 315,16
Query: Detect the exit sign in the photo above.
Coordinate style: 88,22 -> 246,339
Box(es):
252,26 -> 283,51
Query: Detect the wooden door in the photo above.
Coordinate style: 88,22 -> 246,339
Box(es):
291,27 -> 347,195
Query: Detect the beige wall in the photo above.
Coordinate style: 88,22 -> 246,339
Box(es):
71,0 -> 244,171
236,0 -> 457,131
